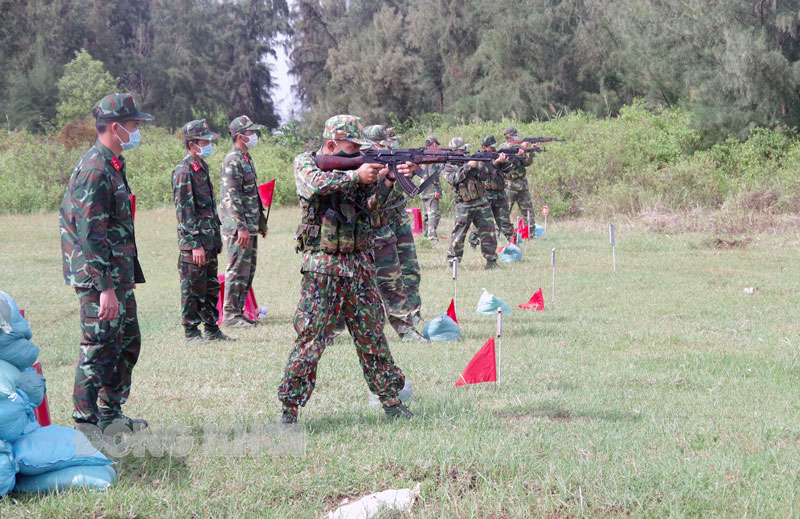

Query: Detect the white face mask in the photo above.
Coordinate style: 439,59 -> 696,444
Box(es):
244,133 -> 258,149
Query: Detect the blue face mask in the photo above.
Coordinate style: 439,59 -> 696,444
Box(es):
197,143 -> 214,159
117,124 -> 141,151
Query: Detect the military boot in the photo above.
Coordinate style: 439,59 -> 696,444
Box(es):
98,413 -> 149,434
484,259 -> 499,270
383,402 -> 414,420
401,329 -> 429,342
204,327 -> 236,342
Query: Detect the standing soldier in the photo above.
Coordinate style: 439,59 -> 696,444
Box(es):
220,116 -> 268,328
278,115 -> 416,423
444,137 -> 499,270
59,93 -> 152,433
501,126 -> 537,224
419,135 -> 443,241
468,135 -> 514,249
172,119 -> 235,345
363,125 -> 427,342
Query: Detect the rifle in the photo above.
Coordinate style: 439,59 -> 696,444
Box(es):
521,137 -> 566,144
314,148 -> 494,199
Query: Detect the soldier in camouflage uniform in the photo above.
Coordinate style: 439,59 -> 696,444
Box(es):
59,93 -> 152,433
220,116 -> 268,328
468,135 -> 515,249
501,126 -> 536,224
444,137 -> 499,269
172,119 -> 235,345
419,135 -> 444,240
278,115 -> 415,423
363,125 -> 427,342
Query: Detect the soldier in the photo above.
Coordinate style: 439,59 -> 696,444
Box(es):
468,135 -> 515,249
419,135 -> 444,241
172,119 -> 235,345
501,126 -> 537,224
444,137 -> 499,269
220,116 -> 268,328
278,115 -> 416,423
59,93 -> 152,433
363,124 -> 427,342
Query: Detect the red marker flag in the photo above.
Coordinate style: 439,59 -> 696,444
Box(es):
519,224 -> 530,240
446,298 -> 458,323
455,338 -> 497,386
519,288 -> 544,311
258,179 -> 276,208
131,194 -> 136,221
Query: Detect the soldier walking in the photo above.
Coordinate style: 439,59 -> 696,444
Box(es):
278,115 -> 415,423
59,93 -> 151,433
220,116 -> 268,328
419,135 -> 444,241
172,119 -> 235,345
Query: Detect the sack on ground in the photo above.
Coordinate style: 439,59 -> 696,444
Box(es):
13,424 -> 112,476
17,369 -> 45,408
0,360 -> 21,400
15,465 -> 116,493
423,314 -> 461,342
499,244 -> 522,263
0,439 -> 16,496
0,291 -> 32,344
476,288 -> 512,315
0,390 -> 34,442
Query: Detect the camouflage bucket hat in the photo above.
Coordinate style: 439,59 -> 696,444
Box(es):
503,126 -> 518,137
362,125 -> 387,143
182,119 -> 219,141
229,115 -> 264,137
94,93 -> 154,122
425,135 -> 440,147
449,137 -> 468,150
482,135 -> 497,147
323,114 -> 369,145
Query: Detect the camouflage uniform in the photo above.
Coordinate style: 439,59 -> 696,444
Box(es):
220,116 -> 267,323
278,116 -> 406,418
500,129 -> 535,223
59,93 -> 153,424
419,135 -> 443,239
469,136 -> 515,248
444,156 -> 498,264
172,119 -> 223,337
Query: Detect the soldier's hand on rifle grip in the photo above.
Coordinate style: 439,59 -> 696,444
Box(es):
396,161 -> 418,178
192,247 -> 206,267
493,153 -> 508,166
356,162 -> 382,184
467,160 -> 479,168
98,288 -> 120,322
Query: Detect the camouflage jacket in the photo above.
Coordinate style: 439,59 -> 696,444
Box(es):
498,143 -> 533,180
444,162 -> 489,206
220,146 -> 264,237
419,163 -> 444,199
172,155 -> 222,254
59,140 -> 145,291
294,151 -> 392,277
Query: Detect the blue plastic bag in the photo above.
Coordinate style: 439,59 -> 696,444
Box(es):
0,291 -> 32,343
0,439 -> 16,496
13,425 -> 112,476
534,224 -> 545,236
0,360 -> 21,400
499,244 -> 523,263
17,369 -> 45,408
423,314 -> 461,342
0,391 -> 34,442
15,465 -> 116,493
476,288 -> 512,315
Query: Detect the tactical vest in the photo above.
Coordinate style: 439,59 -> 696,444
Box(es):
507,157 -> 527,180
485,168 -> 505,191
296,194 -> 370,254
454,177 -> 485,204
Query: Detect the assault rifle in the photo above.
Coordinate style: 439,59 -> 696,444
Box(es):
520,137 -> 566,144
315,148 -> 494,199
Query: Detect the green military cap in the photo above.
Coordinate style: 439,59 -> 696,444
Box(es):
503,126 -> 518,137
449,137 -> 468,150
362,124 -> 387,143
425,135 -> 439,146
323,114 -> 369,145
182,119 -> 219,141
229,115 -> 264,137
94,93 -> 154,122
482,135 -> 497,147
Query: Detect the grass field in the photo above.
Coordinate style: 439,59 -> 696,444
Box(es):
0,207 -> 799,518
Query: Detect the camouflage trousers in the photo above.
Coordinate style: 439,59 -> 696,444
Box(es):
178,252 -> 220,334
421,197 -> 441,238
73,286 -> 141,423
447,200 -> 498,262
388,214 -> 422,318
223,235 -> 257,320
373,227 -> 415,337
468,189 -> 515,247
278,263 -> 405,409
505,177 -> 535,224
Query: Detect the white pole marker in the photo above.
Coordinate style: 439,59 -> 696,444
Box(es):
551,247 -> 556,305
496,307 -> 503,388
452,259 -> 458,315
609,223 -> 616,273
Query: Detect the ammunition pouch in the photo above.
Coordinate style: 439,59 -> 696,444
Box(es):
455,178 -> 485,203
298,194 -> 370,254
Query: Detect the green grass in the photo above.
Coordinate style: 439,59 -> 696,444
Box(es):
0,208 -> 799,518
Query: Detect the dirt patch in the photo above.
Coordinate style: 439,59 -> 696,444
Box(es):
707,237 -> 752,249
638,209 -> 800,235
739,189 -> 779,213
494,408 -> 593,424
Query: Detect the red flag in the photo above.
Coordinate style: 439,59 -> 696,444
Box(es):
455,338 -> 496,386
131,194 -> 136,221
258,179 -> 276,207
520,225 -> 530,240
446,299 -> 458,323
519,288 -> 544,311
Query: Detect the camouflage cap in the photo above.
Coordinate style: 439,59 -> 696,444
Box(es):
362,124 -> 387,143
94,93 -> 154,122
503,126 -> 518,137
449,137 -> 468,150
322,114 -> 369,145
229,115 -> 264,137
482,135 -> 497,147
182,119 -> 219,141
425,135 -> 440,146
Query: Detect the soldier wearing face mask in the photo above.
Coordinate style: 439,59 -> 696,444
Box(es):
172,119 -> 234,345
219,115 -> 268,328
